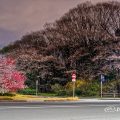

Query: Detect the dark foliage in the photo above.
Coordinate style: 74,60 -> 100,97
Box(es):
1,1 -> 120,91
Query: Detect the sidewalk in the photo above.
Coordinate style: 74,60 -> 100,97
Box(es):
78,98 -> 120,103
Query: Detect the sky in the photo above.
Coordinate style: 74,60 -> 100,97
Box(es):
0,0 -> 119,48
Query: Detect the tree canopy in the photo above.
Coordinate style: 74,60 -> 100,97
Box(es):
1,1 -> 120,88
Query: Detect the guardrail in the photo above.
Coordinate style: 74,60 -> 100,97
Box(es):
102,93 -> 120,98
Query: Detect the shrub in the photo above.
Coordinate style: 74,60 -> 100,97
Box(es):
57,90 -> 67,96
75,88 -> 82,96
0,92 -> 15,96
18,88 -> 36,95
65,80 -> 86,90
51,84 -> 63,93
79,82 -> 100,96
65,80 -> 100,96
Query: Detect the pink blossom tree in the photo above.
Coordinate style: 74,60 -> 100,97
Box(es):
0,56 -> 26,93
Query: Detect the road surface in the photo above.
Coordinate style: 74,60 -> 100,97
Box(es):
0,100 -> 120,120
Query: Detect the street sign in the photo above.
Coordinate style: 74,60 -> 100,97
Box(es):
72,73 -> 76,82
100,74 -> 105,82
72,72 -> 76,98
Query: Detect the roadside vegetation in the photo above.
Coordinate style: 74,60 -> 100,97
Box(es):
0,1 -> 120,98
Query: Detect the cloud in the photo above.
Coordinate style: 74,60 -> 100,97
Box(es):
0,0 -> 118,47
0,0 -> 80,32
0,0 -> 113,32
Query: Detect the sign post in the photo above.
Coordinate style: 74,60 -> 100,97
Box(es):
36,80 -> 38,96
72,73 -> 76,98
101,79 -> 103,98
100,74 -> 105,98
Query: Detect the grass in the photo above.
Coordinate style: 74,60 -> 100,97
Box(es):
0,94 -> 79,102
0,96 -> 13,100
38,93 -> 57,97
43,97 -> 79,101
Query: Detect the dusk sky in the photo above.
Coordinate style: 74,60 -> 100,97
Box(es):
0,0 -> 118,48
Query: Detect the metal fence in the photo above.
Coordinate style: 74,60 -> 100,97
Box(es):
102,93 -> 120,98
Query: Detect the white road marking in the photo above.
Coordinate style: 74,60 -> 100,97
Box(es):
88,104 -> 120,107
0,101 -> 120,110
0,104 -> 118,110
0,105 -> 106,110
0,105 -> 83,110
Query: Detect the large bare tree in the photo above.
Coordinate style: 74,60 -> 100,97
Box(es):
1,1 -> 120,87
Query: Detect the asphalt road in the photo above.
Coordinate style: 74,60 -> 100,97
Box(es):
0,101 -> 120,120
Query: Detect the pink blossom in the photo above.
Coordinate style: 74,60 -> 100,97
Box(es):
0,57 -> 26,92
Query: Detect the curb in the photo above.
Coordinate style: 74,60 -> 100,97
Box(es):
0,100 -> 27,102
